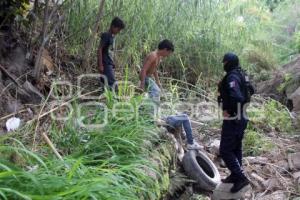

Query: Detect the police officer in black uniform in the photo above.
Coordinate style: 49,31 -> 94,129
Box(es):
218,53 -> 250,193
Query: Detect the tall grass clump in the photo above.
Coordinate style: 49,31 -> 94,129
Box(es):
62,0 -> 282,83
267,0 -> 300,63
0,93 -> 172,200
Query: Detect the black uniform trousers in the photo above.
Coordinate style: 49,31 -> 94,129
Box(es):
220,118 -> 248,179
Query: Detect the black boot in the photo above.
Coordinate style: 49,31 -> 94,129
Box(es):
221,174 -> 236,183
230,175 -> 250,193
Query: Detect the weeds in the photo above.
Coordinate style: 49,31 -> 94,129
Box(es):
0,92 -> 174,200
60,0 -> 292,81
248,98 -> 292,133
244,98 -> 293,155
243,44 -> 277,72
243,129 -> 274,156
277,73 -> 293,93
263,99 -> 293,133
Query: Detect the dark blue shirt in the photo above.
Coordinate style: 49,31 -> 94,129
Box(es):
100,32 -> 115,67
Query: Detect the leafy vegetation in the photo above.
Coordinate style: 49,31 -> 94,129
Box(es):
277,73 -> 293,93
248,98 -> 292,133
244,98 -> 293,156
263,99 -> 293,133
243,129 -> 274,156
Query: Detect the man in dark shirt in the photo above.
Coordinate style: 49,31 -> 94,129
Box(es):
218,53 -> 250,193
98,17 -> 125,91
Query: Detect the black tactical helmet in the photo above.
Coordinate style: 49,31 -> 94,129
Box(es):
222,52 -> 240,72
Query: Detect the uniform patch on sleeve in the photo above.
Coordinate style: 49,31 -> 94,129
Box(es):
229,81 -> 236,88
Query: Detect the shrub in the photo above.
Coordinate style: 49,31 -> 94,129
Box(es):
264,99 -> 293,133
248,99 -> 292,133
243,129 -> 274,156
244,98 -> 293,155
254,70 -> 272,82
243,44 -> 277,72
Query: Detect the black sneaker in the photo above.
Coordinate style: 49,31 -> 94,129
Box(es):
221,174 -> 235,183
230,176 -> 250,193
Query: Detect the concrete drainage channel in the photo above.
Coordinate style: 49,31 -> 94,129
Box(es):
165,149 -> 250,200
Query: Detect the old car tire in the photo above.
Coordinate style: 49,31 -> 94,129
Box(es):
183,150 -> 221,191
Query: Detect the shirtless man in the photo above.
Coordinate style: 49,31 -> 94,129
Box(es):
139,39 -> 174,103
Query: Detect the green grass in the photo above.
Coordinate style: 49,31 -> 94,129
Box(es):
0,92 -> 173,200
243,129 -> 274,156
60,0 -> 297,82
248,98 -> 292,133
244,98 -> 293,156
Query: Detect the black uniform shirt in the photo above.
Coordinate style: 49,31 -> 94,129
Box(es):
219,69 -> 246,116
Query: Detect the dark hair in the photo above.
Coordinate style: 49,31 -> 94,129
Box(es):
111,17 -> 125,29
158,39 -> 174,52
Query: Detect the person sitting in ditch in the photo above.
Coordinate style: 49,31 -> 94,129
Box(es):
160,113 -> 203,150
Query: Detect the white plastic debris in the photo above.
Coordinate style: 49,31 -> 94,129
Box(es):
236,16 -> 245,23
6,117 -> 21,132
26,165 -> 39,172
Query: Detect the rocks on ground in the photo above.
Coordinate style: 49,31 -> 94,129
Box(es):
212,183 -> 251,200
257,56 -> 300,128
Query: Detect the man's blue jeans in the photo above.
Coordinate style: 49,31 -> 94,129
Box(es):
165,114 -> 194,145
145,77 -> 161,104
